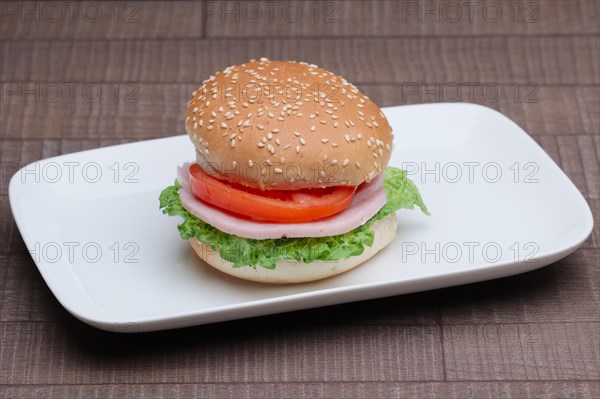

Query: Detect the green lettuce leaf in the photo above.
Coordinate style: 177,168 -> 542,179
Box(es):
159,167 -> 429,269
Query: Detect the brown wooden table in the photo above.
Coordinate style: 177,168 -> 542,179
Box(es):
1,1 -> 599,398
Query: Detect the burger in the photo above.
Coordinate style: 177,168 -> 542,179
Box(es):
160,58 -> 429,284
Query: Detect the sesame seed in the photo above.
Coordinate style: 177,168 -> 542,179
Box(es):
230,139 -> 236,148
268,144 -> 275,154
248,160 -> 254,167
267,133 -> 273,140
274,168 -> 283,174
344,134 -> 350,142
293,131 -> 301,137
321,138 -> 329,143
192,107 -> 199,112
193,123 -> 197,129
320,120 -> 327,124
309,113 -> 316,119
343,159 -> 349,167
211,111 -> 217,117
207,125 -> 213,130
257,142 -> 264,147
296,146 -> 301,153
220,122 -> 227,128
355,162 -> 361,168
357,133 -> 362,139
229,133 -> 237,139
284,144 -> 291,149
268,112 -> 274,118
310,126 -> 316,132
333,122 -> 338,128
271,128 -> 280,133
258,124 -> 265,130
300,138 -> 306,145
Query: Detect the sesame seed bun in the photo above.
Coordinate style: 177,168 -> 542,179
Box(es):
189,213 -> 398,284
185,59 -> 393,190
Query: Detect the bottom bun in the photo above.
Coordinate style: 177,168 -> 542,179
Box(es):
189,214 -> 398,284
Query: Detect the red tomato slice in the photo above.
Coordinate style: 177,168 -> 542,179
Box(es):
189,164 -> 355,223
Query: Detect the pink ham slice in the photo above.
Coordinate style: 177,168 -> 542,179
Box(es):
176,164 -> 387,240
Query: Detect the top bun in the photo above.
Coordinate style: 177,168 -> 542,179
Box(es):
185,59 -> 393,190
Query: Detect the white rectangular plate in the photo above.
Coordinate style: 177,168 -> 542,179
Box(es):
9,103 -> 593,332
